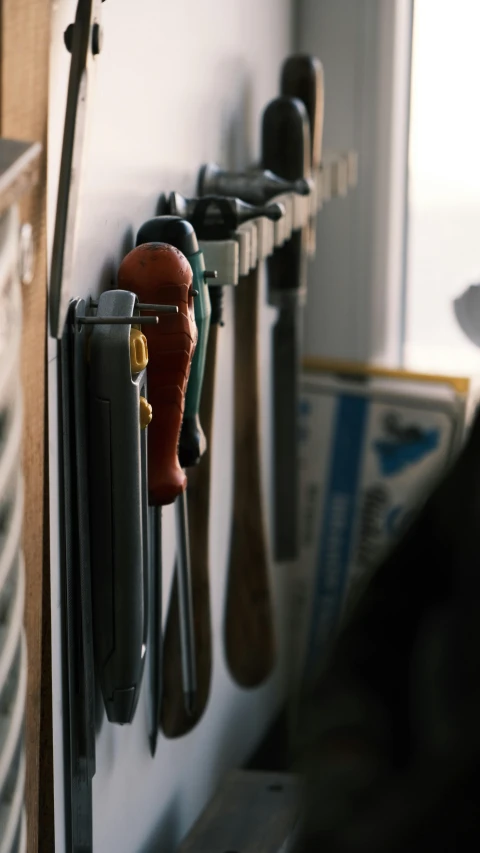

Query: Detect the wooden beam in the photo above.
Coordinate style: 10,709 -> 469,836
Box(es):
0,1 -> 51,850
178,770 -> 301,852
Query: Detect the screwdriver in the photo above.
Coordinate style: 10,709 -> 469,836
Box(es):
161,193 -> 285,724
198,163 -> 311,207
174,192 -> 285,688
170,193 -> 285,228
117,242 -> 198,756
136,216 -> 212,735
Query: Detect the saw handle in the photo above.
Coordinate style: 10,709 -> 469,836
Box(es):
117,242 -> 198,505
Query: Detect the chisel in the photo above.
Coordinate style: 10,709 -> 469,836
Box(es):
166,193 -> 285,700
117,243 -> 198,756
136,216 -> 213,737
281,55 -> 325,255
262,96 -> 312,563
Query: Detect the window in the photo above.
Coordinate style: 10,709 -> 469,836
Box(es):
404,0 -> 480,373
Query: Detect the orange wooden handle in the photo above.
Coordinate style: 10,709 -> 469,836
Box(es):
117,243 -> 198,506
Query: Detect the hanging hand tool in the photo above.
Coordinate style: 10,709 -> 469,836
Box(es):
170,193 -> 285,273
262,96 -> 312,563
61,292 -> 174,848
281,55 -> 325,255
156,194 -> 285,721
61,297 -> 97,852
51,5 -> 108,827
171,193 -> 286,226
117,242 -> 197,755
50,0 -> 105,339
197,163 -> 314,567
183,193 -> 285,688
135,217 -> 212,737
87,291 -> 176,726
198,163 -> 310,208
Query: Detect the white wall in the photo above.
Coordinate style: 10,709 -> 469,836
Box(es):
47,2 -> 293,850
297,0 -> 412,367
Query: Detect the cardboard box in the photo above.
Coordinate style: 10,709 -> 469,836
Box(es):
293,358 -> 480,682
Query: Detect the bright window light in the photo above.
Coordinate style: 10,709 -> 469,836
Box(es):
404,0 -> 480,373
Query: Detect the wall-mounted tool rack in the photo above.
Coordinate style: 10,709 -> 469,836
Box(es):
54,48 -> 357,848
191,151 -> 357,289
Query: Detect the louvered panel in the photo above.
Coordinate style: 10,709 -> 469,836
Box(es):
0,204 -> 27,853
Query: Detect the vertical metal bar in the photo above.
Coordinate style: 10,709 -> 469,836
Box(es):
175,492 -> 197,716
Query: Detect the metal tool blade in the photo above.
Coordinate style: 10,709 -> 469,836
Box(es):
50,0 -> 104,339
149,506 -> 163,757
175,491 -> 197,715
272,303 -> 301,562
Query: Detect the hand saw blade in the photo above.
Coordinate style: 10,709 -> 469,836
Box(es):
49,0 -> 104,339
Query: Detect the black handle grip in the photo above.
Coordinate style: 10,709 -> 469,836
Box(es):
197,163 -> 310,206
168,192 -> 283,241
261,95 -> 311,183
281,55 -> 324,170
262,96 -> 310,296
136,215 -> 199,255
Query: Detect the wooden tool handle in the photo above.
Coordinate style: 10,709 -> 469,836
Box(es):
161,324 -> 219,736
117,243 -> 198,506
225,268 -> 276,687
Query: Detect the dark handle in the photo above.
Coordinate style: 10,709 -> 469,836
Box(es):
262,96 -> 310,296
281,54 -> 325,170
262,95 -> 311,183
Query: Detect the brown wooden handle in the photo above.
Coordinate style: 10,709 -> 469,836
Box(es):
161,324 -> 218,737
225,268 -> 276,687
117,243 -> 198,506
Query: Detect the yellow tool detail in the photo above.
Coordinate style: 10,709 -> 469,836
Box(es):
130,328 -> 149,372
139,396 -> 152,429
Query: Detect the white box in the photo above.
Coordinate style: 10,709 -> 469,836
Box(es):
293,358 -> 480,682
